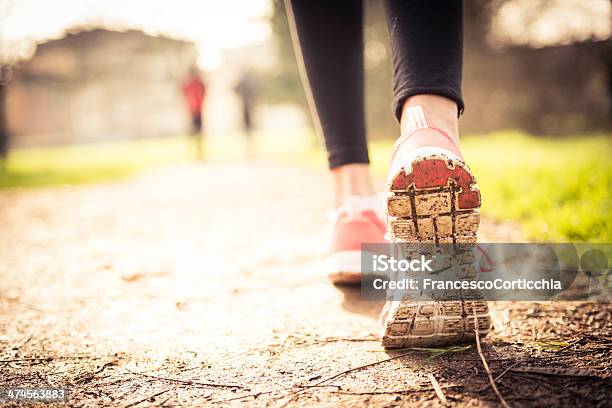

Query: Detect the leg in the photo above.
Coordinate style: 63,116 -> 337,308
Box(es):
243,105 -> 252,138
285,0 -> 374,207
192,114 -> 204,160
243,105 -> 254,157
286,0 -> 385,284
380,1 -> 490,347
383,0 -> 464,156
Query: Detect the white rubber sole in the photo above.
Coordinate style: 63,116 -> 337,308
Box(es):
327,250 -> 362,284
381,151 -> 491,347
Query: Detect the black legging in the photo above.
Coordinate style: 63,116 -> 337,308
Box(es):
286,0 -> 464,169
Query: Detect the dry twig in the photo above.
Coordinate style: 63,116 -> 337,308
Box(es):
0,355 -> 109,363
273,350 -> 422,407
208,389 -> 277,404
312,351 -> 413,387
477,362 -> 520,392
510,366 -> 609,378
126,369 -> 248,390
335,385 -> 462,396
123,389 -> 171,408
556,336 -> 585,352
427,373 -> 448,406
473,314 -> 511,408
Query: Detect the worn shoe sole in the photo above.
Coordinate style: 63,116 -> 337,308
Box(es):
328,250 -> 362,285
382,152 -> 491,347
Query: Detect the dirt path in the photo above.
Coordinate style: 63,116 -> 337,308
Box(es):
0,162 -> 609,407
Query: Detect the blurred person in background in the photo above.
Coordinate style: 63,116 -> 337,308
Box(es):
182,67 -> 207,160
286,1 -> 490,348
234,70 -> 257,154
0,65 -> 11,172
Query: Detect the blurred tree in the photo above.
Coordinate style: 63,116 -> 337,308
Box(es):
488,0 -> 611,48
260,0 -> 308,108
0,0 -> 14,169
363,0 -> 395,139
263,0 -> 396,139
264,0 -> 610,138
0,66 -> 10,170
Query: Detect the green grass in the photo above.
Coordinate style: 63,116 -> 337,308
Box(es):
369,132 -> 611,243
1,130 -> 610,242
461,132 -> 611,243
0,131 -> 316,188
0,136 -> 196,188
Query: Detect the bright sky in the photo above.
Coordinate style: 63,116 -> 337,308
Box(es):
0,0 -> 272,69
491,0 -> 611,48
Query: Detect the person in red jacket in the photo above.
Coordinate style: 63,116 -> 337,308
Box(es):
182,68 -> 206,160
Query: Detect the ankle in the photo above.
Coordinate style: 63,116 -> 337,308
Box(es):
400,95 -> 459,143
397,95 -> 462,158
331,163 -> 376,208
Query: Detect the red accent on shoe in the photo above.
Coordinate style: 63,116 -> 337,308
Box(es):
390,171 -> 413,190
391,159 -> 481,210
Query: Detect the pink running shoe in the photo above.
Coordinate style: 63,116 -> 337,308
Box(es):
328,196 -> 387,284
380,106 -> 491,347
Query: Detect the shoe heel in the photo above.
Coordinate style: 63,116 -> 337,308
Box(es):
382,153 -> 490,348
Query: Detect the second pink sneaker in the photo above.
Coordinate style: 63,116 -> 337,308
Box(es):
327,196 -> 387,284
